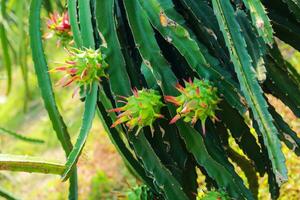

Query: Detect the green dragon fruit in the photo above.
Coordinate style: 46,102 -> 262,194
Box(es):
110,88 -> 165,135
165,78 -> 221,135
50,47 -> 108,96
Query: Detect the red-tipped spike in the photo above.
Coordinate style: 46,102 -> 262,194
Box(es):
169,114 -> 181,124
201,121 -> 206,136
117,110 -> 131,118
108,107 -> 123,113
164,96 -> 180,106
49,66 -> 67,72
188,77 -> 193,85
62,12 -> 71,29
67,68 -> 78,75
117,95 -> 128,100
196,87 -> 200,96
55,75 -> 68,87
211,115 -> 220,123
201,103 -> 207,108
47,13 -> 58,28
131,87 -> 139,97
111,118 -> 124,128
155,114 -> 165,119
80,68 -> 88,79
117,100 -> 127,104
191,116 -> 197,125
175,83 -> 185,92
66,60 -> 76,65
181,106 -> 191,114
63,76 -> 79,87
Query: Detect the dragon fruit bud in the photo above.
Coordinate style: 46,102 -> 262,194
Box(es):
45,12 -> 72,46
51,48 -> 108,93
110,89 -> 165,135
165,78 -> 221,135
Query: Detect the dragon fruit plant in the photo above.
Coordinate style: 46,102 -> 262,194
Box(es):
0,0 -> 298,199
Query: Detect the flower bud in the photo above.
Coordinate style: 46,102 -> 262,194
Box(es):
45,12 -> 72,46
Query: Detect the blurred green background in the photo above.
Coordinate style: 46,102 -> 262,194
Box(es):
0,1 -> 299,200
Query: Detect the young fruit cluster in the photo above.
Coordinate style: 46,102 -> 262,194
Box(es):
51,48 -> 108,93
110,89 -> 165,134
165,78 -> 220,134
110,79 -> 220,136
45,12 -> 72,45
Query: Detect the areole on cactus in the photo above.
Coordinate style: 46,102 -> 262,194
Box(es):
165,78 -> 221,135
109,88 -> 165,135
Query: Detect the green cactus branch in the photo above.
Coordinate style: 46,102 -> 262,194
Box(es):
242,0 -> 274,45
0,154 -> 65,175
212,0 -> 287,185
29,0 -> 78,198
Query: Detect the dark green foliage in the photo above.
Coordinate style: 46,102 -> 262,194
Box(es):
6,0 -> 297,199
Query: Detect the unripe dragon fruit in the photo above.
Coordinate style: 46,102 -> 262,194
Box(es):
50,48 -> 108,96
165,78 -> 221,135
110,89 -> 165,135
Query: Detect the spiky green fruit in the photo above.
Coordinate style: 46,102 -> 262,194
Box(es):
50,47 -> 108,95
165,78 -> 220,134
110,89 -> 164,135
